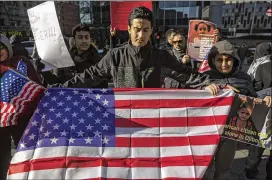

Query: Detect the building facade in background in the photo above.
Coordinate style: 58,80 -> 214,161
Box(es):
0,1 -> 41,38
0,1 -> 80,38
79,1 -> 92,24
1,1 -> 270,42
221,1 -> 271,37
55,1 -> 80,36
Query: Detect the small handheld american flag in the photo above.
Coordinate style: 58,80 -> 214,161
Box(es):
198,51 -> 211,73
0,69 -> 45,127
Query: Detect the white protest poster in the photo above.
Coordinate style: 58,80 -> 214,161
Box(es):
27,1 -> 74,71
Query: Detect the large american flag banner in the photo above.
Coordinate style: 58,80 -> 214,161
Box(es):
0,69 -> 44,127
8,88 -> 235,179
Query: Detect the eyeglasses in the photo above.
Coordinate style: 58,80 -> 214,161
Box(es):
172,40 -> 183,44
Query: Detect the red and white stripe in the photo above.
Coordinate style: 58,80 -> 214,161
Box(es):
198,60 -> 211,73
1,82 -> 43,127
8,89 -> 235,180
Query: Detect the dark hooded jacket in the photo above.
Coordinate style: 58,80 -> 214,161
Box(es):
203,40 -> 257,97
248,42 -> 272,91
9,35 -> 30,58
61,41 -> 193,88
0,34 -> 42,84
160,35 -> 192,87
160,42 -> 172,51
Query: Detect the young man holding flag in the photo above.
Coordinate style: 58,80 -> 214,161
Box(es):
0,34 -> 43,180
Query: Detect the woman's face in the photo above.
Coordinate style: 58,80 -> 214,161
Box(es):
0,44 -> 9,62
237,108 -> 251,121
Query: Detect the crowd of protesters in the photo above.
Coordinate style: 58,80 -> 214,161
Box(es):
0,6 -> 271,180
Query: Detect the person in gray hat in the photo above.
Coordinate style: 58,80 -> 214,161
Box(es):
0,34 -> 42,180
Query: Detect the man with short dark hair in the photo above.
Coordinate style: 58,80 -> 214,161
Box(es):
59,6 -> 194,88
160,28 -> 174,51
40,23 -> 107,88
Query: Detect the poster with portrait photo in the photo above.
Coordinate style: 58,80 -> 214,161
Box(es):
187,20 -> 217,62
222,94 -> 271,149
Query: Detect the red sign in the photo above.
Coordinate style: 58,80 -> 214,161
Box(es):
266,8 -> 272,16
110,1 -> 152,31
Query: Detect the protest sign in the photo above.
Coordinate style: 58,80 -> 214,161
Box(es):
187,20 -> 217,62
222,94 -> 271,149
110,1 -> 152,30
27,1 -> 74,71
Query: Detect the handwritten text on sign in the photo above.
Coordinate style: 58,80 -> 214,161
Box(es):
27,1 -> 74,70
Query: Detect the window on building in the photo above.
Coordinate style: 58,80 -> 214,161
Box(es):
257,19 -> 260,27
243,20 -> 246,28
17,20 -> 21,26
0,19 -> 4,26
224,21 -> 227,28
245,8 -> 248,16
264,19 -> 267,27
231,20 -> 234,25
268,17 -> 271,24
222,17 -> 225,25
204,1 -> 210,6
228,16 -> 231,24
241,14 -> 244,22
254,16 -> 257,24
250,1 -> 252,4
236,2 -> 238,8
225,9 -> 228,13
261,15 -> 264,23
232,8 -> 235,13
259,7 -> 263,12
247,12 -> 251,24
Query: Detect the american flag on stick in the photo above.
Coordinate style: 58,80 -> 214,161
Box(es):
8,88 -> 234,179
0,69 -> 45,127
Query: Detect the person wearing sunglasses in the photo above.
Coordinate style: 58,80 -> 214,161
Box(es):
167,29 -> 191,66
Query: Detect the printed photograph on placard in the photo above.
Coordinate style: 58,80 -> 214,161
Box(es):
187,20 -> 217,62
222,94 -> 271,149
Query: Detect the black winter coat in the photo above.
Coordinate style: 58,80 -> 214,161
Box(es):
62,41 -> 193,88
